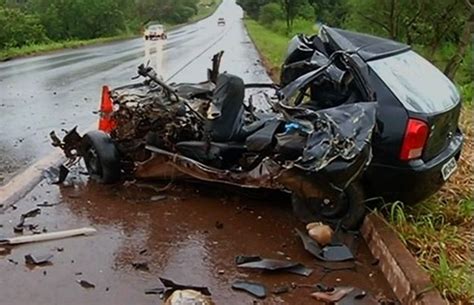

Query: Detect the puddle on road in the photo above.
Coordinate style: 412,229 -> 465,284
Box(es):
0,178 -> 395,304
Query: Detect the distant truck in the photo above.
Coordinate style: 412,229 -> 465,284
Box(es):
144,24 -> 167,40
217,18 -> 226,26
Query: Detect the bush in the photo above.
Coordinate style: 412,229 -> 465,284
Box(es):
259,2 -> 283,26
0,7 -> 48,49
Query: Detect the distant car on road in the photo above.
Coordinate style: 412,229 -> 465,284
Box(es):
144,24 -> 167,40
217,18 -> 226,26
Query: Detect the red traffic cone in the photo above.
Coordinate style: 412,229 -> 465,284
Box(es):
98,85 -> 116,133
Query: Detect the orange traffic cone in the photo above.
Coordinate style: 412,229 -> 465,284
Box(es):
98,85 -> 116,133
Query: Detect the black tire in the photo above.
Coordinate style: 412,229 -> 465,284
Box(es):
82,131 -> 121,184
291,182 -> 366,230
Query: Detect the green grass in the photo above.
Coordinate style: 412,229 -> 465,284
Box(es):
245,17 -> 474,304
0,34 -> 137,61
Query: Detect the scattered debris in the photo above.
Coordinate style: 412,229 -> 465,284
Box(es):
25,253 -> 54,265
145,287 -> 165,295
296,229 -> 354,262
311,286 -> 354,303
0,247 -> 10,255
215,221 -> 224,229
0,227 -> 97,245
7,258 -> 18,265
232,280 -> 267,299
43,165 -> 70,185
236,256 -> 313,277
132,262 -> 150,272
159,277 -> 211,296
37,201 -> 60,207
306,222 -> 334,246
150,195 -> 167,202
77,280 -> 96,289
14,208 -> 42,232
272,285 -> 291,295
164,289 -> 215,305
139,249 -> 148,255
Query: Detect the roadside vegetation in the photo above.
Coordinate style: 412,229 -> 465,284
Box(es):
240,0 -> 473,303
0,0 -> 221,61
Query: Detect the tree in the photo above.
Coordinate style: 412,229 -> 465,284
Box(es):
279,0 -> 305,32
307,0 -> 348,27
259,2 -> 283,25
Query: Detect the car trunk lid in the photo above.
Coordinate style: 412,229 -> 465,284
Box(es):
422,103 -> 462,160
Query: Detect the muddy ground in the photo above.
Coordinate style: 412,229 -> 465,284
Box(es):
0,170 -> 396,305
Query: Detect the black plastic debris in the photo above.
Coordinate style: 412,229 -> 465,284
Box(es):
15,208 -> 42,233
159,277 -> 211,296
77,280 -> 95,289
235,255 -> 261,265
132,262 -> 150,272
25,253 -> 53,265
43,165 -> 70,185
236,256 -> 313,277
215,221 -> 224,229
296,229 -> 354,262
232,280 -> 267,299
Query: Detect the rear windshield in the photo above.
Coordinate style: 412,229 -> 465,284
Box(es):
368,51 -> 460,113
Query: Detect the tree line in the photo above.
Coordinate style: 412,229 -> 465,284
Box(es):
0,0 -> 209,50
238,0 -> 472,80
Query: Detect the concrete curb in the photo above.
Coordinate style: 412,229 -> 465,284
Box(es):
0,150 -> 65,212
361,213 -> 447,305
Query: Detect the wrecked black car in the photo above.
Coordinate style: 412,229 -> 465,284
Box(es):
51,42 -> 378,229
281,26 -> 463,205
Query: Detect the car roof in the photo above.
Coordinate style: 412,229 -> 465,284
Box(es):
321,26 -> 411,61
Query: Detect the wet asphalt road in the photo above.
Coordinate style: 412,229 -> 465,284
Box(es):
0,1 -> 396,304
0,177 -> 395,305
0,0 -> 269,185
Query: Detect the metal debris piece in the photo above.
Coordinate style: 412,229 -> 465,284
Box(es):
237,258 -> 298,270
296,229 -> 354,262
77,280 -> 96,289
132,262 -> 150,272
145,287 -> 165,295
25,253 -> 54,265
312,287 -> 354,303
236,256 -> 313,277
232,280 -> 267,299
159,277 -> 211,296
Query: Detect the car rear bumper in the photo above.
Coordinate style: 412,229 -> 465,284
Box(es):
365,131 -> 464,204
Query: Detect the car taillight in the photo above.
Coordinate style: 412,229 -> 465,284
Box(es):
400,118 -> 429,160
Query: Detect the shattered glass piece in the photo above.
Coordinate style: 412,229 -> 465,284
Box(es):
232,280 -> 267,299
321,244 -> 354,261
285,264 -> 314,276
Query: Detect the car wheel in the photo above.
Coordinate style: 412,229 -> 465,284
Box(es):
82,131 -> 121,184
291,182 -> 366,230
